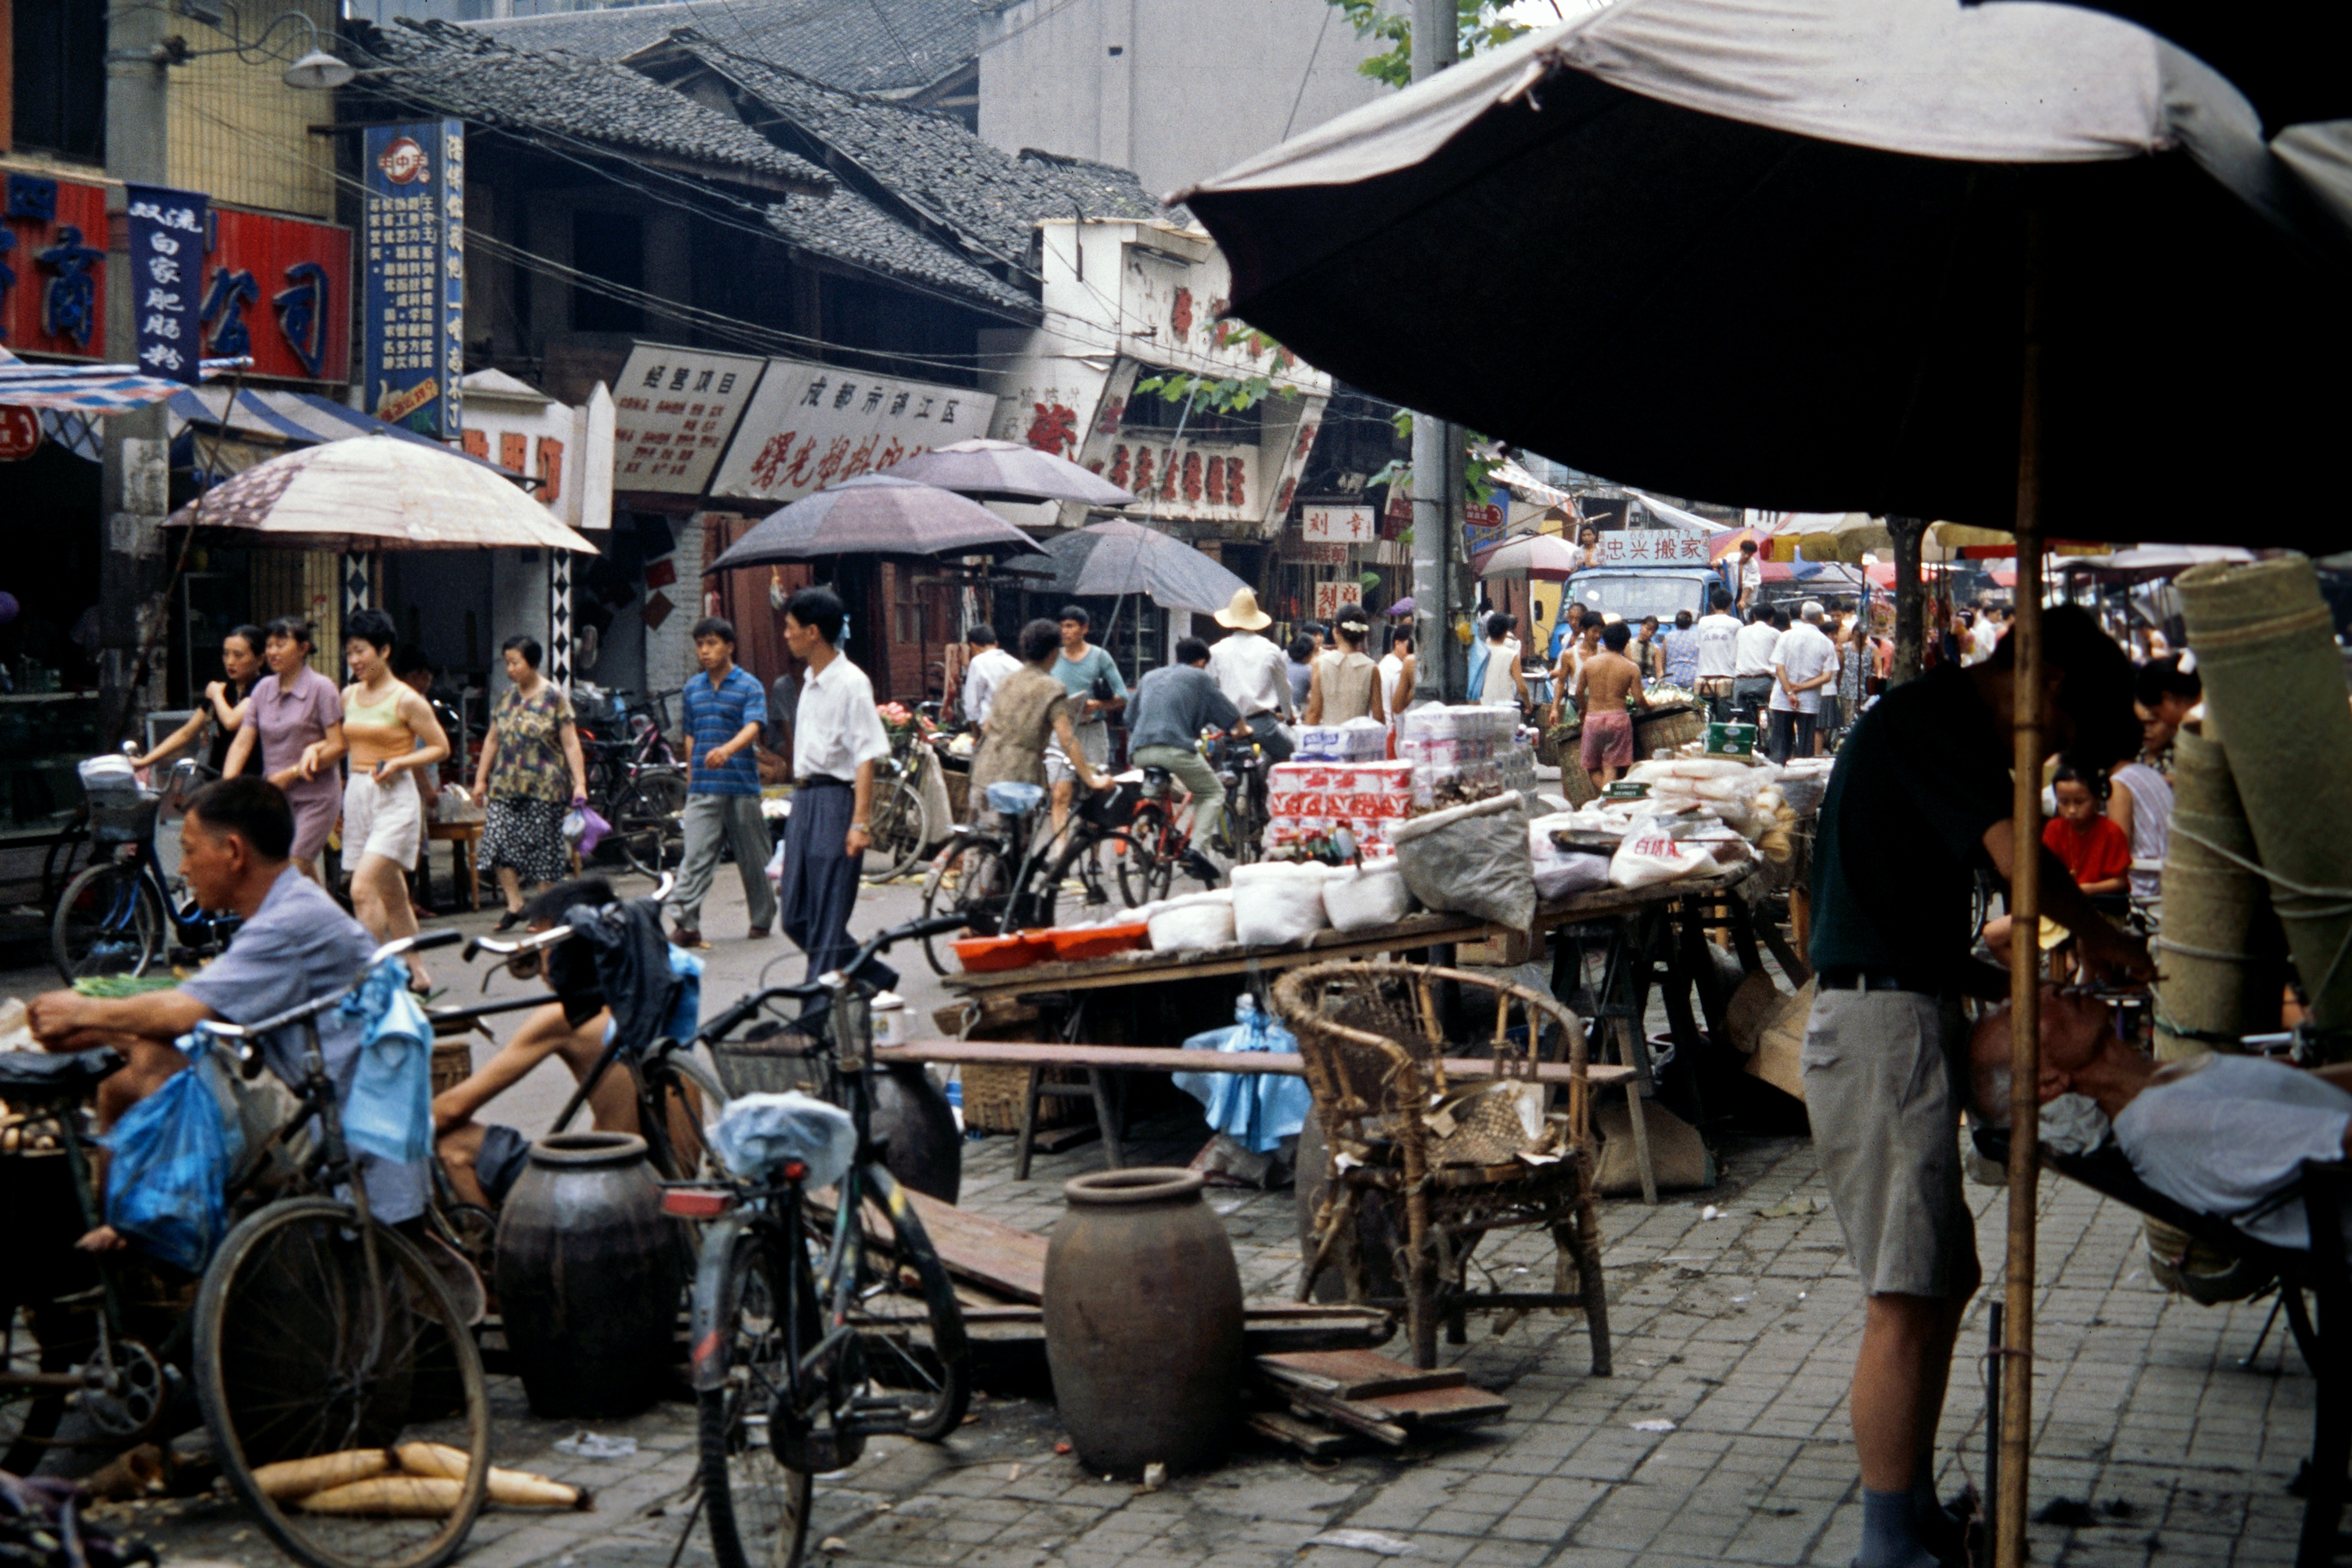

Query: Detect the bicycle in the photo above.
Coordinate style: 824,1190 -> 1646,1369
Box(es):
52,750 -> 243,983
676,913 -> 973,1568
0,927 -> 492,1568
577,684 -> 689,879
1118,726 -> 1271,905
1204,726 -> 1272,867
861,725 -> 948,885
914,776 -> 1142,973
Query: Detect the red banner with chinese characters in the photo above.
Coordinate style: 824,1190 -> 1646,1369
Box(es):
3,171 -> 112,360
201,206 -> 352,383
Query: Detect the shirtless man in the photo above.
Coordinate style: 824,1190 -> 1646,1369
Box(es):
433,877 -> 641,1208
1574,622 -> 1651,790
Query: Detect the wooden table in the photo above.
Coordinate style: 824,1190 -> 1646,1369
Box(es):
425,820 -> 482,912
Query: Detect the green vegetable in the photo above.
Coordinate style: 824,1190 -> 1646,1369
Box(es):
68,977 -> 181,999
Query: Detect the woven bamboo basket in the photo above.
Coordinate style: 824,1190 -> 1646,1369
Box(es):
431,1041 -> 474,1098
959,1062 -> 1084,1131
1633,703 -> 1706,757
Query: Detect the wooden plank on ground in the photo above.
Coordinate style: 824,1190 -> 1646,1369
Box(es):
1256,1349 -> 1467,1400
808,1186 -> 1050,1304
880,1040 -> 1636,1089
951,1302 -> 1393,1357
1247,1410 -> 1362,1457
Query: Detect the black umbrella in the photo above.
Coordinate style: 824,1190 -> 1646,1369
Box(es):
1035,520 -> 1252,613
876,438 -> 1138,507
1179,0 -> 2352,544
706,475 -> 1039,571
1968,0 -> 2352,135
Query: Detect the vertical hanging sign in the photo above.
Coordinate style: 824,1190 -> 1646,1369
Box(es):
125,185 -> 209,383
362,120 -> 464,437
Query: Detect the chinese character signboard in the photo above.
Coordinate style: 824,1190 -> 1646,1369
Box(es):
203,207 -> 351,383
1301,503 -> 1375,544
1589,530 -> 1712,567
1280,538 -> 1348,567
125,186 -> 209,383
611,344 -> 767,494
1463,498 -> 1508,557
364,121 -> 464,436
710,357 -> 998,505
1,172 -> 110,358
1313,580 -> 1362,622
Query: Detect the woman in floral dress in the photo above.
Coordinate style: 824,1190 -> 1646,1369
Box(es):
470,635 -> 589,928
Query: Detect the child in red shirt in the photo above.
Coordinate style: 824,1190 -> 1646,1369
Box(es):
2044,765 -> 2132,895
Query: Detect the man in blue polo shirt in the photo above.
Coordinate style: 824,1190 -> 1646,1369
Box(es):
667,616 -> 776,947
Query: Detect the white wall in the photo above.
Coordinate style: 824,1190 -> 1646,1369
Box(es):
978,0 -> 1388,199
644,518 -> 707,701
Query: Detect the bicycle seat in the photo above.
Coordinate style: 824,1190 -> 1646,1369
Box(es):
0,1045 -> 126,1105
985,781 -> 1046,817
1140,766 -> 1173,788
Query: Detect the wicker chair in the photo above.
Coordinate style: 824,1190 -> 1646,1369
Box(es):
1271,961 -> 1610,1372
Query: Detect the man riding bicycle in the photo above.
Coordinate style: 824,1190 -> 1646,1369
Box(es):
27,777 -> 429,1246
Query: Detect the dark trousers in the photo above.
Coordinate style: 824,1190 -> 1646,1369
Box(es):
1731,677 -> 1774,726
779,779 -> 893,989
1766,708 -> 1816,764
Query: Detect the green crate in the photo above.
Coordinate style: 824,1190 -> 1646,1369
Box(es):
1705,722 -> 1757,757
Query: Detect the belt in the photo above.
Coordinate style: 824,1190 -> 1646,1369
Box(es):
1816,966 -> 1940,995
799,775 -> 853,789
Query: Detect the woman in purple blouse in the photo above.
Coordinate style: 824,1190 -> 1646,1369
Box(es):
221,616 -> 346,881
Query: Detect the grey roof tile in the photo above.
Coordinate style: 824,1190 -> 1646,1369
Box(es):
763,186 -> 1039,320
462,0 -> 982,96
357,20 -> 831,189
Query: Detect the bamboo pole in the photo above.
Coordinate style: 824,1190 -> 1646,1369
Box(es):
1995,218 -> 2044,1568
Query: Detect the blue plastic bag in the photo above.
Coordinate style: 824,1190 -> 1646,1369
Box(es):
336,959 -> 433,1165
105,1032 -> 240,1274
1173,996 -> 1314,1155
665,943 -> 704,1044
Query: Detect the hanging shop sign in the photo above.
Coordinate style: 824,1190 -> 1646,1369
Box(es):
202,207 -> 352,384
1462,497 -> 1507,556
1280,538 -> 1349,566
1313,580 -> 1363,621
610,344 -> 766,494
709,357 -> 997,505
1301,502 -> 1375,544
0,406 -> 42,460
1589,529 -> 1714,567
125,185 -> 209,383
362,121 -> 464,436
1,171 -> 110,359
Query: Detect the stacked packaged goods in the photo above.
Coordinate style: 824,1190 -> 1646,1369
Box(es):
1265,759 -> 1415,855
1395,704 -> 1534,808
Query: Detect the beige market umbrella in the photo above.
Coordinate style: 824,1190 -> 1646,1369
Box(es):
163,430 -> 597,553
1473,531 -> 1582,580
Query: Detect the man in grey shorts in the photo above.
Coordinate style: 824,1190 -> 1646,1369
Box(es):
1805,605 -> 2146,1568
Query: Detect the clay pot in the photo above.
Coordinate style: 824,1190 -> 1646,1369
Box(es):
494,1132 -> 679,1418
1044,1167 -> 1243,1476
870,1064 -> 962,1204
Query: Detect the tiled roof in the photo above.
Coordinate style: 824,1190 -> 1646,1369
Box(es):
355,20 -> 830,190
671,36 -> 1165,266
462,0 -> 982,97
763,186 -> 1039,320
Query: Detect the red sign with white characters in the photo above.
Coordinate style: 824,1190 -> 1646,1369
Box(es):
0,406 -> 43,460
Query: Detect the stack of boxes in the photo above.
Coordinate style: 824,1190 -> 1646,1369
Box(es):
1396,705 -> 1536,806
1265,759 -> 1414,855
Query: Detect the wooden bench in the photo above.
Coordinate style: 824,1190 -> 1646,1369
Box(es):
876,1039 -> 1641,1184
425,819 -> 482,912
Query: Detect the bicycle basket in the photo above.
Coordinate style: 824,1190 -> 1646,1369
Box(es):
709,1020 -> 827,1099
1079,777 -> 1142,830
79,756 -> 158,845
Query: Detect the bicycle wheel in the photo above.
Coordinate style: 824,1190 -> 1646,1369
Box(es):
694,1220 -> 814,1568
51,861 -> 163,984
833,1164 -> 971,1442
917,837 -> 1008,975
196,1197 -> 490,1568
861,775 -> 928,885
616,771 -> 689,879
646,1050 -> 730,1182
1115,805 -> 1178,907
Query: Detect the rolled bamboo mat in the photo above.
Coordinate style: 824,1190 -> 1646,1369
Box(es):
2177,557 -> 2352,1054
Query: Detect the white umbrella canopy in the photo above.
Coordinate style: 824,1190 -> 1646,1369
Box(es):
1474,531 -> 1582,580
164,431 -> 597,553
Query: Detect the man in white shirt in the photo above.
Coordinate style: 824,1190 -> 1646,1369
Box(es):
959,624 -> 1021,732
1767,600 -> 1837,763
1732,605 -> 1781,726
1729,539 -> 1764,610
781,585 -> 895,986
1205,588 -> 1295,763
1693,587 -> 1743,723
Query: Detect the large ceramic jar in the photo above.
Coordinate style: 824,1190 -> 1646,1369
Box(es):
1043,1167 -> 1243,1476
495,1132 -> 680,1418
871,1064 -> 961,1204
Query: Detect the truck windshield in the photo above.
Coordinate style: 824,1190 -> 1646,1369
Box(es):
1566,573 -> 1710,624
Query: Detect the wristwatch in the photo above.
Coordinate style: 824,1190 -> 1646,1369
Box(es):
851,820 -> 870,831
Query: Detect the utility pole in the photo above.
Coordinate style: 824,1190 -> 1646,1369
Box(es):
1408,0 -> 1466,700
100,1 -> 175,740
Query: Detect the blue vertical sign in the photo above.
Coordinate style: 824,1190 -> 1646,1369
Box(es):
362,120 -> 463,437
125,185 -> 209,383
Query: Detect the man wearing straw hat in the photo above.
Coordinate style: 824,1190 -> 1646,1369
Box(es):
1806,603 -> 2146,1568
1206,588 -> 1295,763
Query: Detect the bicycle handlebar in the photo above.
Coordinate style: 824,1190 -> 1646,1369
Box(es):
701,912 -> 969,1041
199,928 -> 464,1041
463,872 -> 677,961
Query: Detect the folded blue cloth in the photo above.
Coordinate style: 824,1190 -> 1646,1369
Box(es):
1173,997 -> 1314,1155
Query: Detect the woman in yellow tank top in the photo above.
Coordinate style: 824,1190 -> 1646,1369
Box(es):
303,609 -> 450,979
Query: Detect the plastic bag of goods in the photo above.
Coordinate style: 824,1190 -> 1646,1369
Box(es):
1231,860 -> 1333,946
1148,889 -> 1236,952
1608,814 -> 1716,889
1321,857 -> 1414,934
1389,791 -> 1536,929
712,1091 -> 856,1188
1528,813 -> 1613,902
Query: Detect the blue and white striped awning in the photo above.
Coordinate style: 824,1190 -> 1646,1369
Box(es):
0,347 -> 248,412
168,387 -> 524,481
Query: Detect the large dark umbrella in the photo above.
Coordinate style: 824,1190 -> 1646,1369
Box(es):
707,475 -> 1039,570
876,438 -> 1137,507
1968,0 -> 2352,135
1185,2 -> 2352,1559
1179,0 -> 2352,542
1037,520 -> 1251,614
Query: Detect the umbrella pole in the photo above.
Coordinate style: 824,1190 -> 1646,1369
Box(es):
1995,224 -> 2045,1568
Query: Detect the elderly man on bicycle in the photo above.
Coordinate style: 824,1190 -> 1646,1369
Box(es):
27,777 -> 426,1246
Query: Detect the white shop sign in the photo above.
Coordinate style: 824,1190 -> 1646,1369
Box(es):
1589,530 -> 1716,567
1301,503 -> 1375,544
710,359 -> 999,505
611,345 -> 767,493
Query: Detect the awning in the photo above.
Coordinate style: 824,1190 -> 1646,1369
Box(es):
168,388 -> 522,481
1626,491 -> 1723,534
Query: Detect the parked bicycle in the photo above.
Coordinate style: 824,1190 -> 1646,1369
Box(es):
676,913 -> 973,1568
914,778 -> 1140,974
0,928 -> 491,1568
576,684 -> 689,879
1203,726 -> 1272,867
51,750 -> 242,983
861,719 -> 952,885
